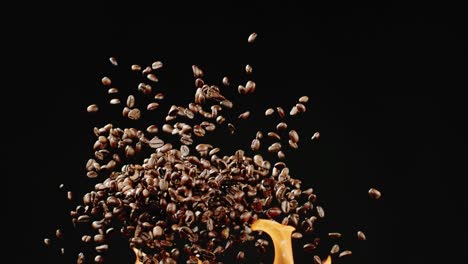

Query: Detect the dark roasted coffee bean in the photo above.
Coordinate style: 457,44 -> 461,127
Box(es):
55,229 -> 63,239
192,65 -> 204,77
238,111 -> 250,119
276,122 -> 287,130
368,188 -> 382,199
101,77 -> 111,86
222,76 -> 230,86
296,103 -> 306,112
77,252 -> 85,264
299,96 -> 309,103
147,73 -> 158,82
131,64 -> 141,71
109,57 -> 118,66
328,232 -> 342,239
43,238 -> 51,246
339,250 -> 352,258
147,102 -> 159,111
128,108 -> 141,120
289,130 -> 299,143
311,132 -> 320,140
245,64 -> 253,74
248,32 -> 258,43
268,132 -> 281,140
330,244 -> 340,254
251,138 -> 260,151
276,107 -> 285,118
95,244 -> 109,253
268,142 -> 281,153
94,255 -> 104,263
292,232 -> 303,239
313,255 -> 322,264
87,104 -> 99,113
357,230 -> 367,240
303,243 -> 316,253
151,61 -> 163,70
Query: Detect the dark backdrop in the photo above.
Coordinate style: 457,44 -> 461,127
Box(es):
6,1 -> 467,264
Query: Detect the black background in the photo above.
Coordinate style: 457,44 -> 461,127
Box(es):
6,1 -> 467,263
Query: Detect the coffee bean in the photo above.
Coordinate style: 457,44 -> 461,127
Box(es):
288,139 -> 299,149
87,171 -> 98,178
281,200 -> 290,213
245,64 -> 253,74
95,244 -> 109,253
131,64 -> 141,71
43,238 -> 51,246
357,230 -> 367,240
265,108 -> 274,116
296,103 -> 306,113
266,132 -> 280,141
276,107 -> 285,118
222,77 -> 230,86
239,111 -> 250,120
94,234 -> 105,244
154,93 -> 165,100
67,191 -> 73,201
316,206 -> 325,218
328,232 -> 342,239
94,255 -> 104,263
152,61 -> 163,70
128,108 -> 141,120
126,95 -> 135,108
251,138 -> 260,151
276,122 -> 288,130
192,65 -> 204,77
56,229 -> 64,239
138,83 -> 152,94
110,98 -> 120,105
193,125 -> 205,137
289,130 -> 299,143
311,132 -> 320,140
303,243 -> 316,253
142,66 -> 152,74
77,252 -> 85,264
108,88 -> 118,94
339,250 -> 352,258
292,232 -> 303,239
87,104 -> 99,113
109,57 -> 118,66
228,123 -> 235,134
147,102 -> 159,111
330,244 -> 340,254
245,81 -> 256,93
248,32 -> 258,43
266,207 -> 281,217
299,96 -> 309,103
268,142 -> 281,153
277,151 -> 285,159
77,215 -> 90,223
147,74 -> 159,82
236,251 -> 245,260
146,125 -> 158,133
313,255 -> 322,264
368,188 -> 382,199
290,106 -> 299,116
101,77 -> 111,86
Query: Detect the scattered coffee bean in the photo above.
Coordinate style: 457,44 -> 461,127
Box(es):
368,188 -> 382,199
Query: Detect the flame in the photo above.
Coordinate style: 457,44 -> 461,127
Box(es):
133,219 -> 331,264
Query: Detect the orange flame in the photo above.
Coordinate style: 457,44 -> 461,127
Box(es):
133,219 -> 331,264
